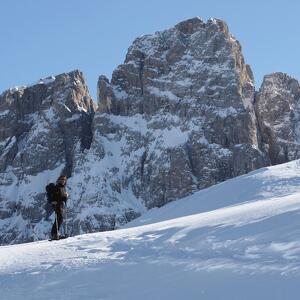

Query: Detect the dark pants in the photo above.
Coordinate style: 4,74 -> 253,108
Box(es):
51,204 -> 65,238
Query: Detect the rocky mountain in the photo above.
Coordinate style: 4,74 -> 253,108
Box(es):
0,71 -> 95,244
96,17 -> 269,207
255,72 -> 300,164
0,17 -> 299,245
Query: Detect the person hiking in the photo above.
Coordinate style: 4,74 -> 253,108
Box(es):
49,175 -> 68,240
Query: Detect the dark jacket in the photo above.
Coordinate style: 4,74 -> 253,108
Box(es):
51,183 -> 68,207
56,183 -> 68,203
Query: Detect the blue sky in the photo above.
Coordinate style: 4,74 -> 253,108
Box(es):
1,0 -> 299,99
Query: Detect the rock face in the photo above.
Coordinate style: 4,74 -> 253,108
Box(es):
255,73 -> 300,164
0,17 -> 299,245
96,17 -> 268,209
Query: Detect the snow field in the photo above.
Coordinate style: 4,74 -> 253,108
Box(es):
1,160 -> 300,299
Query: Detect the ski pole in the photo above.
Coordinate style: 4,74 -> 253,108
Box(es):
55,209 -> 59,238
64,202 -> 68,237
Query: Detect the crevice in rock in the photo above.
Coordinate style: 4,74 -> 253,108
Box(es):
140,150 -> 147,177
138,55 -> 145,96
59,123 -> 73,178
185,143 -> 197,179
253,91 -> 271,164
80,111 -> 95,151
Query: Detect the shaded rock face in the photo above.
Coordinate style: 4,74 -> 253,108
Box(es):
0,70 -> 95,177
255,73 -> 300,164
1,17 -> 299,245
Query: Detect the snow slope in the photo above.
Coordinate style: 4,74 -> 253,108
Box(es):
1,160 -> 300,299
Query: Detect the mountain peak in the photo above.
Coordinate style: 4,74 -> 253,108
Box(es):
174,17 -> 205,34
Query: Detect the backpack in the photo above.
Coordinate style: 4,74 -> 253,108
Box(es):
45,183 -> 59,204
